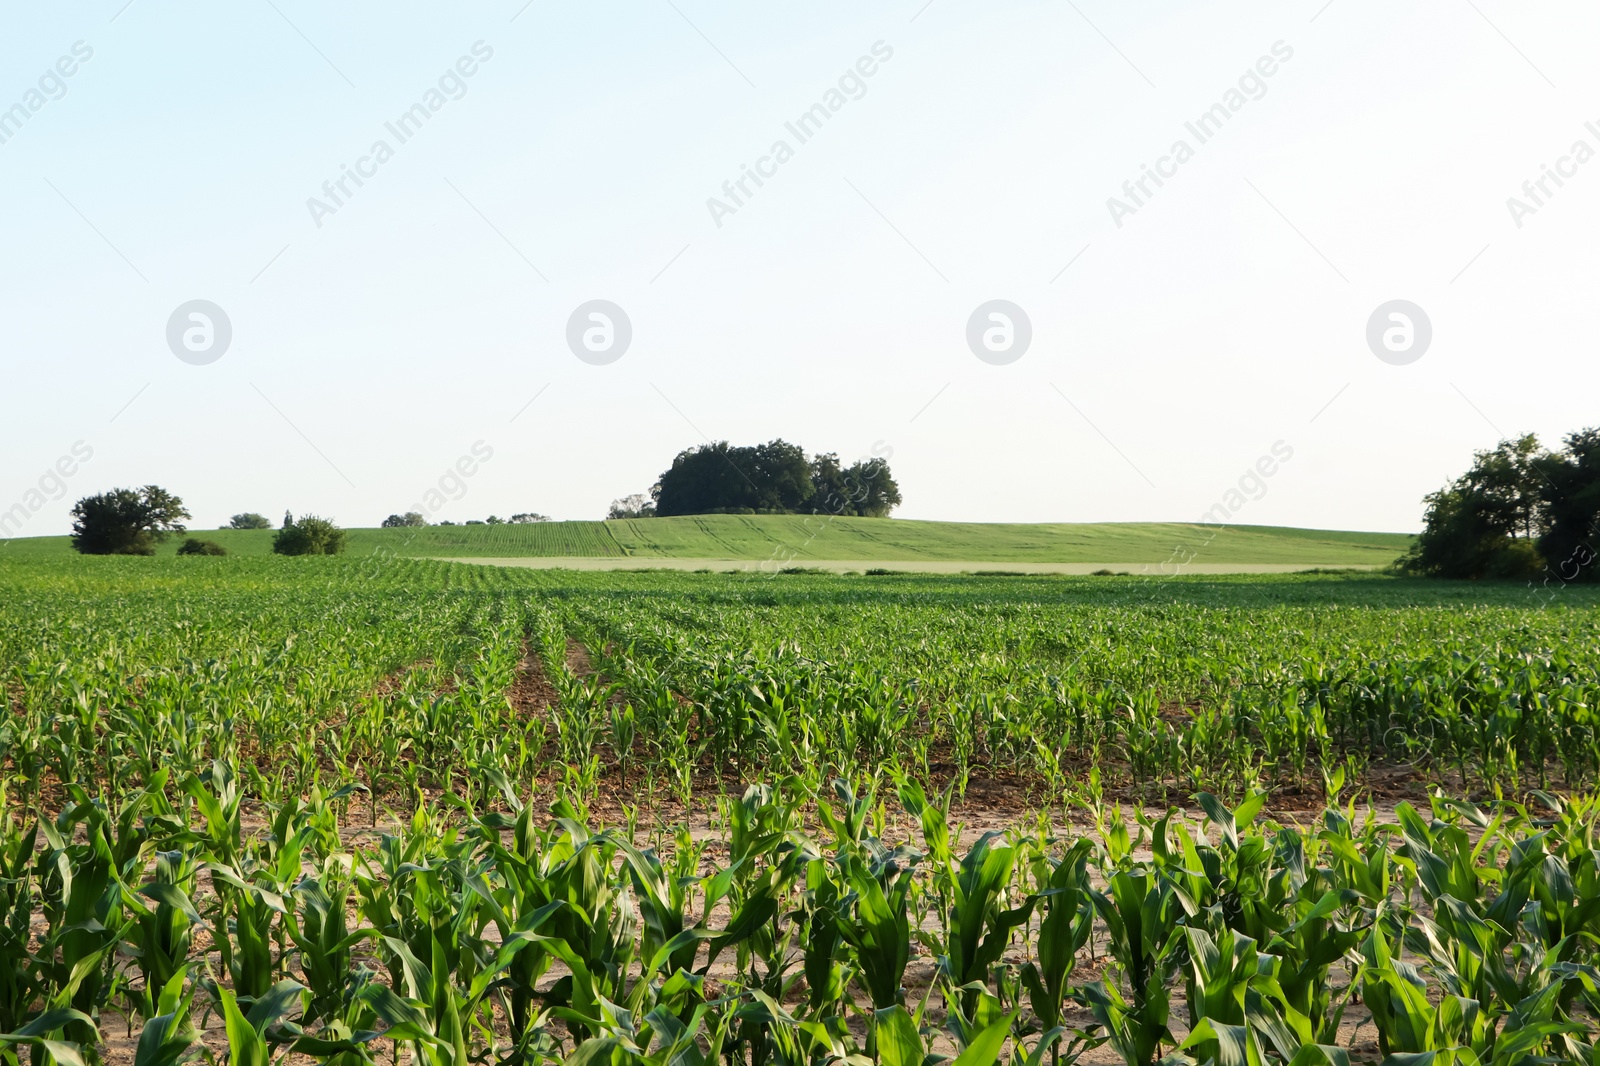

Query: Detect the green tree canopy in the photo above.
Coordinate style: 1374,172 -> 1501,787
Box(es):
70,486 -> 190,556
1537,427 -> 1600,582
652,440 -> 899,518
1403,429 -> 1600,581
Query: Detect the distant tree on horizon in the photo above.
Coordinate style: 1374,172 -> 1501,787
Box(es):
71,486 -> 190,556
606,495 -> 655,520
1403,428 -> 1600,581
650,440 -> 899,519
228,513 -> 271,530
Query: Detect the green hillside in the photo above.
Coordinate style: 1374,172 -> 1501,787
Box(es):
603,516 -> 1410,564
1,516 -> 1412,566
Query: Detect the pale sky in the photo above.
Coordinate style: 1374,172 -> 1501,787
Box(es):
3,1 -> 1596,534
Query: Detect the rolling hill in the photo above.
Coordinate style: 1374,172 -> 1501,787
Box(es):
0,516 -> 1413,569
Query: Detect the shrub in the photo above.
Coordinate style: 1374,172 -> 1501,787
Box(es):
273,515 -> 346,556
177,538 -> 226,556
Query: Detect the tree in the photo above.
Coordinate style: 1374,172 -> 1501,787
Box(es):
746,439 -> 816,512
510,513 -> 551,523
1402,433 -> 1552,579
228,513 -> 271,530
840,458 -> 901,518
607,495 -> 655,520
273,515 -> 346,556
382,512 -> 426,528
652,442 -> 761,517
1401,486 -> 1523,579
1537,427 -> 1600,583
1472,434 -> 1547,540
282,510 -> 293,529
70,486 -> 191,556
807,454 -> 900,517
178,538 -> 226,556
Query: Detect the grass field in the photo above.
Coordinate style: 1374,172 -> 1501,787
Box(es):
0,515 -> 1413,567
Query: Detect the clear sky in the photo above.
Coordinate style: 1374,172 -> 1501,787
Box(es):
2,1 -> 1595,534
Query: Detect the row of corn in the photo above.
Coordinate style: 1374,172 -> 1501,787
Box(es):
3,766 -> 1599,1066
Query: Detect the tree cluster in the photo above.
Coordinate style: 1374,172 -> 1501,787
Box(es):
382,511 -> 549,528
1403,428 -> 1600,581
70,486 -> 190,555
650,440 -> 900,518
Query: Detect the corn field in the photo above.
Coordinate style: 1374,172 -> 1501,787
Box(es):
4,559 -> 1600,810
4,556 -> 1600,1063
3,772 -> 1599,1065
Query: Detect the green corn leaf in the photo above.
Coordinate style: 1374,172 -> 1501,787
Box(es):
952,1010 -> 1015,1066
874,1005 -> 924,1066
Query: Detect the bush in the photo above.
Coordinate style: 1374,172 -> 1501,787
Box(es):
228,513 -> 271,530
273,515 -> 346,556
1484,538 -> 1543,579
71,486 -> 190,556
177,538 -> 226,556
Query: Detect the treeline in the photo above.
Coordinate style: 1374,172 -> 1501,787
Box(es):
68,491 -> 346,556
1404,427 -> 1599,581
647,439 -> 900,518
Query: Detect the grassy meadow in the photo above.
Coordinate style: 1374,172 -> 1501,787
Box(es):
0,515 -> 1413,567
